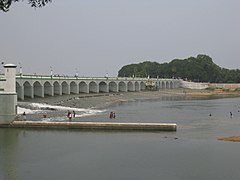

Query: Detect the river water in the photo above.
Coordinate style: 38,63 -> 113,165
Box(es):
1,96 -> 240,180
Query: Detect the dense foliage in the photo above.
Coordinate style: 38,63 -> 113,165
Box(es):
0,0 -> 51,12
118,55 -> 240,83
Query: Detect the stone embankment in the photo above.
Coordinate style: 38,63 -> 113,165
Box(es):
180,80 -> 240,91
180,80 -> 209,89
209,83 -> 240,89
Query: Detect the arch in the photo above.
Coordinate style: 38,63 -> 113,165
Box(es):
70,81 -> 78,94
53,81 -> 61,95
33,81 -> 43,97
156,81 -> 160,89
99,81 -> 108,93
140,82 -> 146,91
109,81 -> 118,92
119,81 -> 127,92
79,81 -> 88,93
161,81 -> 166,89
16,82 -> 23,100
169,81 -> 174,89
127,82 -> 134,92
89,81 -> 98,93
172,81 -> 177,89
23,81 -> 33,98
135,82 -> 140,91
44,81 -> 53,96
62,81 -> 70,95
158,81 -> 162,89
166,81 -> 170,89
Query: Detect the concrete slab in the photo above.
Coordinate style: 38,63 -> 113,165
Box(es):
1,121 -> 177,131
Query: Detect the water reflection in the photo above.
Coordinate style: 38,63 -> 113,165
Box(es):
0,129 -> 22,180
2,96 -> 240,180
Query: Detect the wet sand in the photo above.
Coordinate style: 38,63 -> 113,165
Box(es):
18,88 -> 240,113
218,136 -> 240,142
19,88 -> 240,109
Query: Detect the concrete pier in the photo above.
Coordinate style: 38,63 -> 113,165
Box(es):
0,64 -> 17,124
0,92 -> 17,124
0,121 -> 177,131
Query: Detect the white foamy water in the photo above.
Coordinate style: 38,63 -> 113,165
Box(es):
29,103 -> 86,111
17,103 -> 106,118
17,106 -> 41,114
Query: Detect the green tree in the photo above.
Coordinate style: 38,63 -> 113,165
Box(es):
118,54 -> 240,83
0,0 -> 51,12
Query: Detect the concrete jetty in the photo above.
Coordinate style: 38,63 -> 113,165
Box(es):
0,121 -> 177,131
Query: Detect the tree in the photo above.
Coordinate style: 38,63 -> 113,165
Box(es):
118,54 -> 240,83
0,0 -> 52,12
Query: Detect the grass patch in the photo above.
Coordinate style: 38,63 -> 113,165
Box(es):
234,88 -> 240,92
206,87 -> 216,91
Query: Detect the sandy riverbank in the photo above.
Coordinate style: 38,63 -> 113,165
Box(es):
218,136 -> 240,142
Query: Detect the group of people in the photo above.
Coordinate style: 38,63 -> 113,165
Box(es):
209,111 -> 234,118
22,110 -> 119,122
67,110 -> 76,121
109,112 -> 116,119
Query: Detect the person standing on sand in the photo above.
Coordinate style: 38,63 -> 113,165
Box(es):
67,110 -> 72,121
109,112 -> 116,119
68,112 -> 72,122
230,112 -> 233,118
43,113 -> 47,118
109,112 -> 113,119
73,111 -> 76,118
23,112 -> 26,121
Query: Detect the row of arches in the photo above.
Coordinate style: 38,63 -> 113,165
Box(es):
16,80 -> 146,100
156,81 -> 176,89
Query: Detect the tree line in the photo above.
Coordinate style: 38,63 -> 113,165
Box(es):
0,0 -> 51,12
118,54 -> 240,83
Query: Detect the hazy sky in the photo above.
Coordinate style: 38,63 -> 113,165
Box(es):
1,0 -> 240,76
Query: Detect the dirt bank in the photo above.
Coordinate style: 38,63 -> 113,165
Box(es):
218,136 -> 240,142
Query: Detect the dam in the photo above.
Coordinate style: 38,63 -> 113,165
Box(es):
1,65 -> 178,130
16,74 -> 181,100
